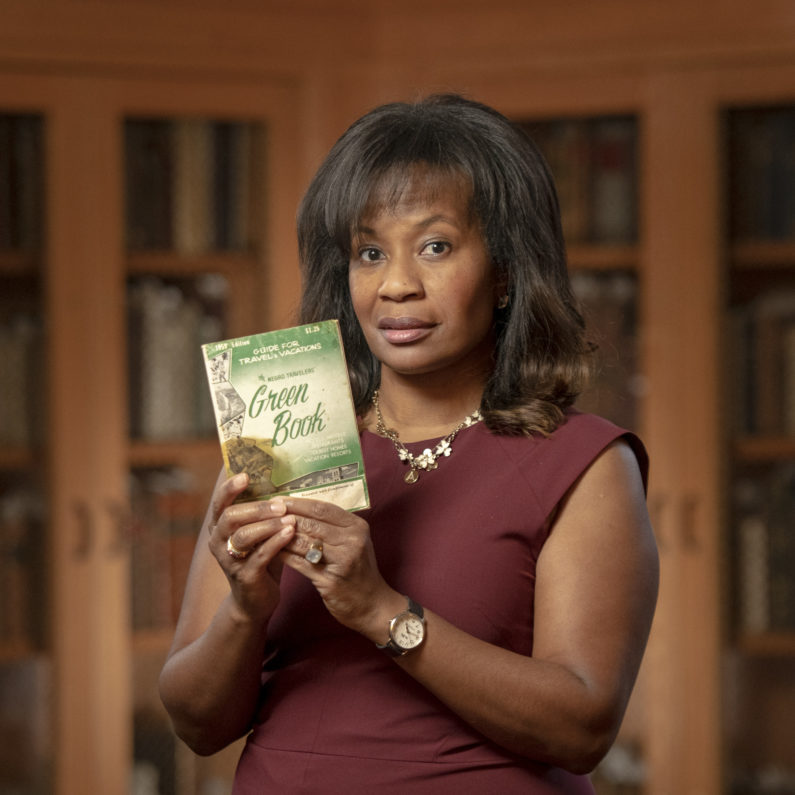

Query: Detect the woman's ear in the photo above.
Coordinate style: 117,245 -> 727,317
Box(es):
494,270 -> 511,309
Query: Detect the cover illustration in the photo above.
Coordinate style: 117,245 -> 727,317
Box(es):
202,321 -> 369,511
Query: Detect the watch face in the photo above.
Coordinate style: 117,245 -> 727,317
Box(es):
392,613 -> 424,650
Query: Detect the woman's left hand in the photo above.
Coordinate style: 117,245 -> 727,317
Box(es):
279,498 -> 399,639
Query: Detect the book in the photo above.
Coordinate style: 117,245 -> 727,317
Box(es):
172,119 -> 214,255
128,275 -> 226,440
571,270 -> 639,430
730,289 -> 795,436
734,464 -> 795,636
729,108 -> 795,241
589,117 -> 637,243
201,320 -> 369,511
124,119 -> 173,250
530,120 -> 590,243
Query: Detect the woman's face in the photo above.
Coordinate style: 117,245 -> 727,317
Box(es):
348,173 -> 501,385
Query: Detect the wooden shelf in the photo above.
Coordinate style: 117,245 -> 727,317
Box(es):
738,632 -> 795,657
731,240 -> 795,269
734,435 -> 795,462
0,251 -> 39,274
127,250 -> 258,277
567,243 -> 637,271
0,640 -> 42,662
0,445 -> 34,471
128,438 -> 220,469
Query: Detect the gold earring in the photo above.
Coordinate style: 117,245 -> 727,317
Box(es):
497,294 -> 510,309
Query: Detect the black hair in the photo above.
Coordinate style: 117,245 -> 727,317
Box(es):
297,93 -> 590,435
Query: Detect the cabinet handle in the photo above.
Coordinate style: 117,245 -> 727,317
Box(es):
72,501 -> 93,559
648,492 -> 668,550
106,500 -> 130,556
679,493 -> 700,550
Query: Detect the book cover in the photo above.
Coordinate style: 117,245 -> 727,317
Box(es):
202,320 -> 369,511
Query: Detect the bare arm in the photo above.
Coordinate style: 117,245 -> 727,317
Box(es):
158,471 -> 296,755
280,440 -> 658,773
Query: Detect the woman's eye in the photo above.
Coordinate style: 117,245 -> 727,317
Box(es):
360,247 -> 382,262
423,241 -> 450,256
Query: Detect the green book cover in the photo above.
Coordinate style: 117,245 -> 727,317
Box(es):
202,320 -> 369,511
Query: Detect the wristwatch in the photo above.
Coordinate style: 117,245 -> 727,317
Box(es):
376,597 -> 426,658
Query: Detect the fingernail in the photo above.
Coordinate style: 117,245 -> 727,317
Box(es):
232,473 -> 248,488
269,498 -> 286,515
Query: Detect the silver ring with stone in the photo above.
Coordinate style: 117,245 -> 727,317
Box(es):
305,541 -> 324,565
226,536 -> 249,560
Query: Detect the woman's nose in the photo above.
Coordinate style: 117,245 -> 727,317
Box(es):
376,256 -> 424,301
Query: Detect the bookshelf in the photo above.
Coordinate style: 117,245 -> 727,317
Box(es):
0,112 -> 51,794
523,115 -> 642,436
2,2 -> 795,792
522,114 -> 644,793
0,69 -> 301,795
724,105 -> 795,792
122,113 -> 267,793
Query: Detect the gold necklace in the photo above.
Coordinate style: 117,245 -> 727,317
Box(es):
372,389 -> 483,484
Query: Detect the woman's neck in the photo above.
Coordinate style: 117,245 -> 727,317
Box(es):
365,373 -> 486,443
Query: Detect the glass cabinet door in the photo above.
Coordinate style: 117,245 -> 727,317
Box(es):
520,114 -> 646,793
124,115 -> 264,795
0,112 -> 52,795
724,104 -> 795,794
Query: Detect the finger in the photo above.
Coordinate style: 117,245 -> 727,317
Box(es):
222,496 -> 288,536
286,496 -> 353,520
227,513 -> 296,560
207,472 -> 250,535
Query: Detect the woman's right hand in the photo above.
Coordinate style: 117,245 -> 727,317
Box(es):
206,472 -> 297,624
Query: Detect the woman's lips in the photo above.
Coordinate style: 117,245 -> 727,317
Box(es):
377,317 -> 434,344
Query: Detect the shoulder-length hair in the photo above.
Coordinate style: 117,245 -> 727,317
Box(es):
297,93 -> 591,436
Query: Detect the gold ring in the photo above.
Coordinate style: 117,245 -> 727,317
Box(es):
226,536 -> 249,560
305,541 -> 323,565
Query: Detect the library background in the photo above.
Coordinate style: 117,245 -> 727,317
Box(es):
1,2 -> 794,794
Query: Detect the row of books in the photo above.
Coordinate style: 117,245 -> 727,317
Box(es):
729,288 -> 795,437
524,116 -> 638,245
728,107 -> 795,241
0,311 -> 42,448
0,485 -> 47,649
735,462 -> 795,635
130,469 -> 204,632
0,657 -> 52,792
571,270 -> 640,432
0,114 -> 44,252
125,117 -> 259,253
128,275 -> 226,441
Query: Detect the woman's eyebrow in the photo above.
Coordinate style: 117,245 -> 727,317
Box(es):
356,214 -> 459,236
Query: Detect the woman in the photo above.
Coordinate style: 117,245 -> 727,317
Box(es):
160,94 -> 659,793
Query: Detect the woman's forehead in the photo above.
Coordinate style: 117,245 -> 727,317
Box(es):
357,165 -> 474,224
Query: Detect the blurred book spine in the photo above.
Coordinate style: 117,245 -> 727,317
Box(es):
128,275 -> 226,441
130,470 -> 204,631
0,114 -> 43,252
734,465 -> 795,635
729,289 -> 795,436
523,115 -> 637,245
729,107 -> 795,241
125,118 -> 256,254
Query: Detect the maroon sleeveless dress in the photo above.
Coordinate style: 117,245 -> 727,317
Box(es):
232,412 -> 648,794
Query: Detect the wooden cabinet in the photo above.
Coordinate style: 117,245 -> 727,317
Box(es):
0,72 -> 301,795
723,103 -> 795,792
427,59 -> 795,794
2,4 -> 795,794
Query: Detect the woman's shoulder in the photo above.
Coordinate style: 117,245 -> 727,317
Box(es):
482,410 -> 648,492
